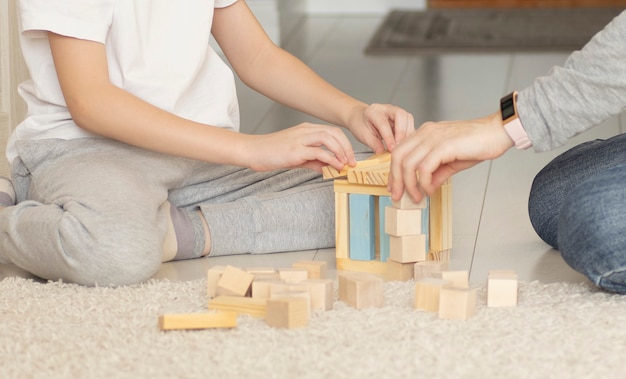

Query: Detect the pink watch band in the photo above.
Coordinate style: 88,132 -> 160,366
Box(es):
504,117 -> 532,150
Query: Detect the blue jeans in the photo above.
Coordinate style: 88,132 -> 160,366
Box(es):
529,133 -> 626,293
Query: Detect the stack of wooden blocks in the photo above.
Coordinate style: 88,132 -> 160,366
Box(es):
323,152 -> 452,282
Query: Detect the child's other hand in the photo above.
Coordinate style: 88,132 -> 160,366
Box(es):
348,104 -> 415,154
246,123 -> 357,172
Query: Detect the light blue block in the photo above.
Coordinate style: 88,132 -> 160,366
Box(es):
378,196 -> 392,262
349,194 -> 375,261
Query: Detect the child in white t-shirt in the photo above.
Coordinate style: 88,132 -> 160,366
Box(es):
0,0 -> 414,286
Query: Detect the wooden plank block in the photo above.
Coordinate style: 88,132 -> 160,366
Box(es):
208,296 -> 267,318
487,270 -> 518,307
378,196 -> 392,262
414,278 -> 452,312
438,287 -> 478,321
349,194 -> 376,261
336,258 -> 388,277
384,207 -> 422,236
216,265 -> 255,297
389,234 -> 427,263
429,186 -> 443,252
335,192 -> 349,259
266,297 -> 309,329
334,179 -> 391,196
338,271 -> 384,309
159,312 -> 238,330
322,151 -> 391,180
292,261 -> 328,279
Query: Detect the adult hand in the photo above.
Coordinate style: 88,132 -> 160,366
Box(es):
388,112 -> 515,202
347,103 -> 415,154
245,123 -> 357,172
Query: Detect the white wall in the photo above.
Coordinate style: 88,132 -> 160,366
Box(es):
304,0 -> 426,14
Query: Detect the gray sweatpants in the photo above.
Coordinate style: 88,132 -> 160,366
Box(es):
0,138 -> 339,286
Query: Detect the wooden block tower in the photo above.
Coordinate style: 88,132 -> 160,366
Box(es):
323,152 -> 452,281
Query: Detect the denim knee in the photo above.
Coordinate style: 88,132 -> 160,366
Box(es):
557,166 -> 626,294
528,165 -> 561,249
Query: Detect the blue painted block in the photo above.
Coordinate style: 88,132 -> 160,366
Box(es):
378,196 -> 392,262
349,194 -> 375,261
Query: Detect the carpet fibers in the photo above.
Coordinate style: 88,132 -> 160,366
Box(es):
2,277 -> 626,378
366,8 -> 624,55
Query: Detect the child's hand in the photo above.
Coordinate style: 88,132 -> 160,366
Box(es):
347,104 -> 415,154
245,123 -> 357,172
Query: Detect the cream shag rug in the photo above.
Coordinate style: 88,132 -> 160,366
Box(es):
2,277 -> 626,379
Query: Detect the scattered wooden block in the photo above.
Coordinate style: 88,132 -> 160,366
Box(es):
384,207 -> 422,236
487,270 -> 518,307
207,265 -> 227,298
246,267 -> 279,281
159,312 -> 237,330
389,234 -> 427,263
292,261 -> 328,279
269,282 -> 310,298
440,270 -> 469,289
413,261 -> 448,281
304,279 -> 334,311
438,287 -> 478,321
266,297 -> 309,329
414,278 -> 452,312
338,271 -> 384,309
385,259 -> 414,282
392,191 -> 427,210
216,266 -> 255,297
208,296 -> 267,318
251,279 -> 284,299
277,268 -> 309,283
271,290 -> 311,319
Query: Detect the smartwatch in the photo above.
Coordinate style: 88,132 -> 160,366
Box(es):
500,91 -> 532,150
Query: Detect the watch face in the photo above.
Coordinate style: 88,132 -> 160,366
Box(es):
501,93 -> 516,120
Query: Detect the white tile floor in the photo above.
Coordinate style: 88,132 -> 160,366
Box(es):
2,14 -> 623,286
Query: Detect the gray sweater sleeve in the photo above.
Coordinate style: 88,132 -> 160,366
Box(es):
517,10 -> 626,152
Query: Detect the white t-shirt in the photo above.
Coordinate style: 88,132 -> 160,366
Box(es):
8,0 -> 240,163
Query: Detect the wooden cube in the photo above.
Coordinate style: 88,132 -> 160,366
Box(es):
440,270 -> 469,289
207,265 -> 227,298
385,207 -> 422,236
386,259 -> 414,282
303,279 -> 334,311
392,191 -> 427,209
251,279 -> 284,299
277,268 -> 309,283
246,267 -> 279,281
292,261 -> 328,279
487,270 -> 518,307
438,287 -> 478,320
414,261 -> 448,281
266,297 -> 309,329
338,272 -> 384,309
414,278 -> 452,312
389,234 -> 427,263
216,265 -> 254,297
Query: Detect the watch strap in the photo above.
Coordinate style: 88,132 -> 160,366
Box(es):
503,117 -> 532,150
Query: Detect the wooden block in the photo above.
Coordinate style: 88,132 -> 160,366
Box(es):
384,207 -> 422,236
336,258 -> 388,277
349,194 -> 376,261
207,265 -> 227,298
414,278 -> 452,312
335,192 -> 350,259
323,151 -> 391,180
392,191 -> 427,210
208,296 -> 267,318
271,290 -> 311,319
385,259 -> 414,282
389,234 -> 427,263
338,271 -> 384,309
487,270 -> 518,307
266,297 -> 309,329
440,270 -> 469,289
268,282 -> 310,298
278,268 -> 309,283
428,249 -> 451,262
414,261 -> 448,281
292,261 -> 328,279
216,266 -> 255,297
251,279 -> 284,299
438,287 -> 478,321
333,179 -> 391,197
159,312 -> 237,330
303,279 -> 334,311
246,267 -> 279,281
378,196 -> 392,262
